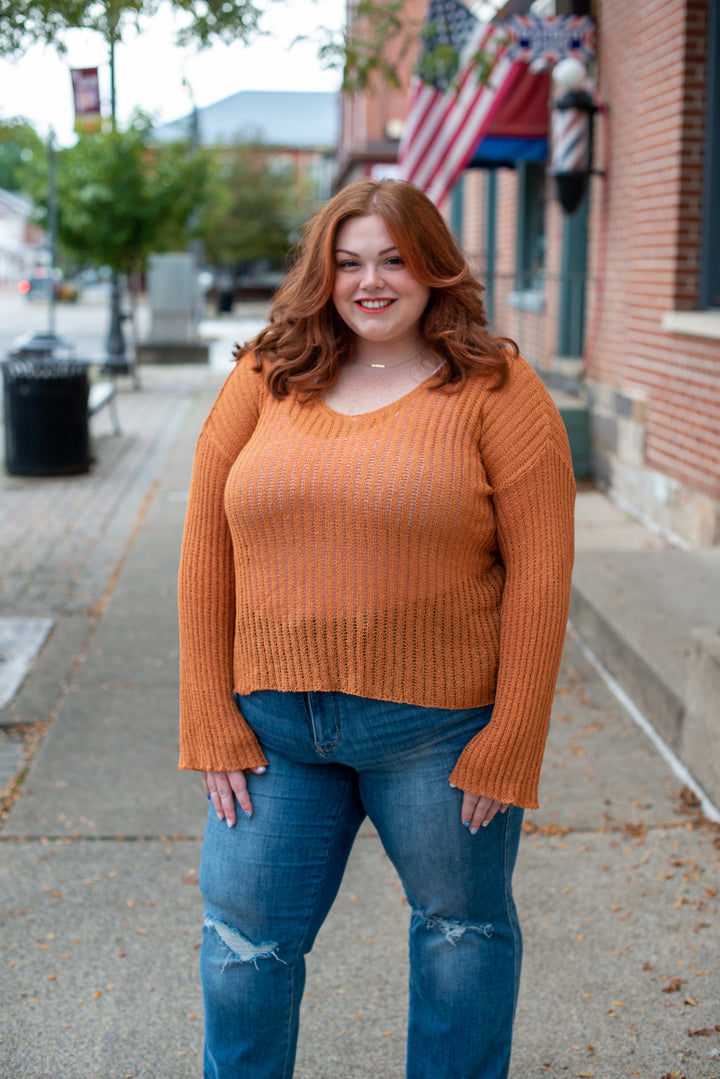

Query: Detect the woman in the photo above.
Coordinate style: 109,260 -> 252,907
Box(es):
178,178 -> 575,1079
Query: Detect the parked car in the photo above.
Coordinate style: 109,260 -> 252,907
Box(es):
18,271 -> 55,301
18,270 -> 79,302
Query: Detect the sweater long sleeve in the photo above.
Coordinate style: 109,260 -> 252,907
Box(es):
178,358 -> 268,772
178,351 -> 575,807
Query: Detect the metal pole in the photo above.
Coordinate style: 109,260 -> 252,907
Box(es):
184,78 -> 205,328
47,129 -> 58,338
102,19 -> 130,374
485,170 -> 496,329
109,8 -> 117,134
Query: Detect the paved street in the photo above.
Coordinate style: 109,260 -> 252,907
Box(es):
1,302 -> 719,1078
0,284 -> 143,361
0,285 -> 265,366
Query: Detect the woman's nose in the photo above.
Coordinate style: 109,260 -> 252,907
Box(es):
360,262 -> 383,290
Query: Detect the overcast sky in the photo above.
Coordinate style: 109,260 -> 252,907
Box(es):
0,0 -> 345,147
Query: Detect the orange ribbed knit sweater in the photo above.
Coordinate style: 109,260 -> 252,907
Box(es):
178,350 -> 575,808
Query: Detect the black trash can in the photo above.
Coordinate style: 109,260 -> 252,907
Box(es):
3,354 -> 91,476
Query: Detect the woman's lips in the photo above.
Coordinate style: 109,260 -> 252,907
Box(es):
355,298 -> 396,311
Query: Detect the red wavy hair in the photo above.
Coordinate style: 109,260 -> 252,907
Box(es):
238,178 -> 515,398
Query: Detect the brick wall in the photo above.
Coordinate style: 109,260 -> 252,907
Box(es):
586,0 -> 720,543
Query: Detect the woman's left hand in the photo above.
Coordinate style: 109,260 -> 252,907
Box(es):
459,790 -> 509,834
202,767 -> 266,827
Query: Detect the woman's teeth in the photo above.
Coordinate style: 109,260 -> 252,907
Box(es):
358,299 -> 393,310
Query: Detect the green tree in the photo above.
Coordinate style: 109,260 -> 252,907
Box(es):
23,117 -> 208,277
199,146 -> 303,272
316,0 -> 420,93
0,0 -> 264,56
0,118 -> 45,192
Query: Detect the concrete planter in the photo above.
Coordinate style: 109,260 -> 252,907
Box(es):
136,342 -> 209,365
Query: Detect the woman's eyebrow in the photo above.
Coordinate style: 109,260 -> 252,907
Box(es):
334,246 -> 399,256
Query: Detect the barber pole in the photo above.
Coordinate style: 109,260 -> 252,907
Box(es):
551,100 -> 590,177
549,59 -> 598,215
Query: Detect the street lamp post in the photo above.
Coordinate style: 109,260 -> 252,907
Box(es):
47,129 -> 58,339
101,20 -> 130,375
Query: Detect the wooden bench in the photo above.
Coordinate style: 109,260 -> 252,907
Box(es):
88,380 -> 121,436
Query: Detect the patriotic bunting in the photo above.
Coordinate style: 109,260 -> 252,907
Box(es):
506,14 -> 596,67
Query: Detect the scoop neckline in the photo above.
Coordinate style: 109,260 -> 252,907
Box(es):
315,366 -> 443,422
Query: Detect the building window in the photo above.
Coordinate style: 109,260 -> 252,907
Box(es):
511,160 -> 546,308
449,175 -> 464,241
700,0 -> 720,309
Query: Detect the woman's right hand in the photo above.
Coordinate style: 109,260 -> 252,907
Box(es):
202,766 -> 267,827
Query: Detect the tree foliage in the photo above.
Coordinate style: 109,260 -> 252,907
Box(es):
0,0 -> 89,54
316,0 -> 419,93
0,0 -> 264,55
0,0 -> 418,93
0,118 -> 46,191
198,146 -> 304,270
22,118 -> 208,275
16,119 -> 306,276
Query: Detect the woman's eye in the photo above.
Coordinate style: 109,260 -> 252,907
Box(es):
386,257 -> 404,266
337,260 -> 359,270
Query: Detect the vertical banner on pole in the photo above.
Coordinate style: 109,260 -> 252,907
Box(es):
71,68 -> 102,133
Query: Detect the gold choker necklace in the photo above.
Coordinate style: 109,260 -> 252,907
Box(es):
351,347 -> 424,370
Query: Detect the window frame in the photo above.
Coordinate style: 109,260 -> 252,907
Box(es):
509,159 -> 546,309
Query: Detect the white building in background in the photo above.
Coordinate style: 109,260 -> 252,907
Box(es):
0,189 -> 45,287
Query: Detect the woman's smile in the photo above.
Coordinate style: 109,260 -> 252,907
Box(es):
355,298 -> 396,311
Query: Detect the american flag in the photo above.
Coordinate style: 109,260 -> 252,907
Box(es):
397,0 -> 523,206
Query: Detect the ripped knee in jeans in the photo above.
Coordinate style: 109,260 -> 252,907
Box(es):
203,913 -> 287,970
415,911 -> 494,945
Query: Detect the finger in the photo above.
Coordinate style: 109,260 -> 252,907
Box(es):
461,791 -> 480,829
215,779 -> 238,827
466,796 -> 502,834
204,772 -> 237,827
229,766 -> 268,820
203,771 -> 225,814
468,796 -> 491,834
227,769 -> 255,820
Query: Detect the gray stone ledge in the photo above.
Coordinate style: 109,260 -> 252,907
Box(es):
680,626 -> 720,809
137,341 -> 210,365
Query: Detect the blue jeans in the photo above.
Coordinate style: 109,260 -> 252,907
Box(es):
199,691 -> 524,1079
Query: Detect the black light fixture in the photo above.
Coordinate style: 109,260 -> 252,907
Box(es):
550,58 -> 598,215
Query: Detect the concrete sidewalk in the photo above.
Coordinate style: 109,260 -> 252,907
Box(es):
1,320 -> 720,1078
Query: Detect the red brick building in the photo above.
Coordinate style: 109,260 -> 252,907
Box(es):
585,0 -> 719,546
337,0 -> 720,547
335,0 -> 428,185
